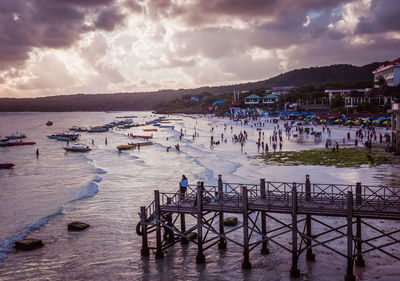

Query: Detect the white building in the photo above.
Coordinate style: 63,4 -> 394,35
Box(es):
325,89 -> 366,104
269,86 -> 296,96
373,57 -> 400,87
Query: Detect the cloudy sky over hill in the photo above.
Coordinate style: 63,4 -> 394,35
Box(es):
0,0 -> 399,98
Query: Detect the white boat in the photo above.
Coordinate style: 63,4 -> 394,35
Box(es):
63,144 -> 91,152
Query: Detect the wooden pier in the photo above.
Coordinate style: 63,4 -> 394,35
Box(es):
137,175 -> 400,281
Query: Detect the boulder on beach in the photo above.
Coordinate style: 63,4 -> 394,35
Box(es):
223,216 -> 238,226
187,232 -> 197,240
14,238 -> 44,250
68,221 -> 90,231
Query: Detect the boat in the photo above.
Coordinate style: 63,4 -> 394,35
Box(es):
117,144 -> 134,150
46,121 -> 53,126
69,126 -> 87,132
63,144 -> 91,152
48,133 -> 79,141
143,129 -> 158,132
128,142 -> 153,147
87,127 -> 108,133
0,163 -> 14,169
160,125 -> 175,129
6,141 -> 36,146
5,134 -> 26,140
129,134 -> 153,139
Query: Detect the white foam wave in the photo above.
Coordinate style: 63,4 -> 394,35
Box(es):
0,208 -> 63,267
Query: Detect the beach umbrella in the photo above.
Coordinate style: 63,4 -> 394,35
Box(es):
383,121 -> 389,125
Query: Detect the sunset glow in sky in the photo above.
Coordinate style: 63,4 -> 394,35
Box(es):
1,0 -> 400,98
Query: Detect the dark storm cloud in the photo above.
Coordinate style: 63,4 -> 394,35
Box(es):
95,6 -> 126,31
0,0 -> 125,70
356,0 -> 400,34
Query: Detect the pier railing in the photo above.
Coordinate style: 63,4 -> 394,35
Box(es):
138,175 -> 400,281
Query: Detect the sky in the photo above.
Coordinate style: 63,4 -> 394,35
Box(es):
0,0 -> 400,98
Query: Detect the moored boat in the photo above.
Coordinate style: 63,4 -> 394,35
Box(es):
160,125 -> 175,129
48,133 -> 79,141
63,144 -> 91,152
5,134 -> 26,140
87,127 -> 108,133
69,126 -> 87,132
116,144 -> 134,150
129,134 -> 153,139
0,163 -> 15,169
128,142 -> 153,147
6,141 -> 36,146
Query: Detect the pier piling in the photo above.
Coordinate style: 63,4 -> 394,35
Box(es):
260,178 -> 269,255
196,182 -> 205,264
305,175 -> 315,261
140,206 -> 150,257
154,190 -> 164,259
290,183 -> 300,278
241,186 -> 251,269
217,175 -> 227,249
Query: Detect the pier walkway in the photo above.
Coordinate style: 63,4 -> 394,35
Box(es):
137,175 -> 400,281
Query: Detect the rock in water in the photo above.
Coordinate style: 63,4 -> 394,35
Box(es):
15,238 -> 44,250
68,221 -> 90,231
223,216 -> 238,226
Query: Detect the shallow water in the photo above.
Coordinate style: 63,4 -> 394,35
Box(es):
0,112 -> 399,280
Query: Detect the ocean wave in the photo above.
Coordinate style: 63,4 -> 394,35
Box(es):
68,180 -> 99,203
0,208 -> 63,267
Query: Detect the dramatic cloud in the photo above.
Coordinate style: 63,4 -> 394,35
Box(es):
0,0 -> 400,98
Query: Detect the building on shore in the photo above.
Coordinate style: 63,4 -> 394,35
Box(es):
325,89 -> 367,104
389,101 -> 400,152
244,94 -> 261,106
373,57 -> 400,87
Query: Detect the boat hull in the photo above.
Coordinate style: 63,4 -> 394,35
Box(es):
0,163 -> 14,169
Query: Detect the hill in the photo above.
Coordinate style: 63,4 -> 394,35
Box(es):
0,61 -> 383,112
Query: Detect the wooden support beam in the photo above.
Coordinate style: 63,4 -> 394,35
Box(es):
180,213 -> 188,245
140,206 -> 150,257
290,183 -> 300,278
154,190 -> 164,259
355,182 -> 365,267
305,175 -> 315,261
217,175 -> 227,249
260,178 -> 269,255
196,182 -> 205,264
345,191 -> 355,281
242,185 -> 252,269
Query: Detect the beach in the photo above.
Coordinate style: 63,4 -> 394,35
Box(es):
0,111 -> 399,281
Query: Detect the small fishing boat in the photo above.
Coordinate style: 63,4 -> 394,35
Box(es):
6,141 -> 36,146
0,163 -> 14,169
48,133 -> 79,141
128,142 -> 153,147
160,125 -> 175,129
63,144 -> 91,152
69,126 -> 87,132
143,129 -> 158,132
46,121 -> 53,126
129,134 -> 153,139
5,134 -> 26,140
117,144 -> 134,150
87,127 -> 108,133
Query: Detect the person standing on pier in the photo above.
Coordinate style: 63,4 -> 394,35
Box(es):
180,175 -> 188,202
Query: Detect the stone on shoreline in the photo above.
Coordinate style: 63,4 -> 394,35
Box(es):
14,238 -> 44,250
223,216 -> 238,226
68,221 -> 90,231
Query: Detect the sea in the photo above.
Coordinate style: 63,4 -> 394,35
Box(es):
0,111 -> 399,281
